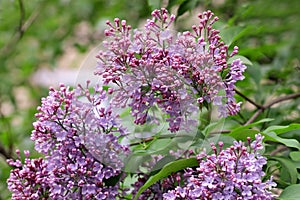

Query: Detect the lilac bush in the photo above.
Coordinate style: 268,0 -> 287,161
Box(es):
163,134 -> 276,200
7,8 -> 279,200
95,9 -> 246,132
7,150 -> 50,199
8,83 -> 129,199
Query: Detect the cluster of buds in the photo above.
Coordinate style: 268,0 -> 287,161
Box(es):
95,9 -> 246,132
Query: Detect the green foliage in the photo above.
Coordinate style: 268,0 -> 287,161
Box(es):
279,184 -> 300,200
133,158 -> 198,200
225,118 -> 273,141
290,151 -> 300,162
262,123 -> 300,151
269,156 -> 298,185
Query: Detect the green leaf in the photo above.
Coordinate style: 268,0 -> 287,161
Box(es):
124,154 -> 151,173
279,184 -> 300,200
225,118 -> 273,141
294,161 -> 300,169
203,118 -> 225,137
148,138 -> 172,152
104,173 -> 122,186
262,132 -> 300,150
119,107 -> 131,118
228,55 -> 253,66
290,151 -> 300,161
235,118 -> 273,131
149,155 -> 176,175
219,26 -> 243,47
227,129 -> 260,141
177,0 -> 198,17
133,158 -> 198,200
263,124 -> 300,135
269,156 -> 298,184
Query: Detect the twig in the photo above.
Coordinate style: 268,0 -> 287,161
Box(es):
0,143 -> 12,160
235,89 -> 264,109
0,99 -> 14,160
129,134 -> 176,147
269,145 -> 289,156
211,130 -> 231,134
0,1 -> 46,58
245,92 -> 300,125
264,92 -> 300,108
18,0 -> 25,38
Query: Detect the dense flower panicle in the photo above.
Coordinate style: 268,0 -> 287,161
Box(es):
7,150 -> 50,199
8,84 -> 129,199
163,134 -> 276,200
95,9 -> 247,132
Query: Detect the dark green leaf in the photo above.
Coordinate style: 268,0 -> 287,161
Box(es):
279,184 -> 300,200
290,151 -> 300,161
225,118 -> 273,141
226,129 -> 260,141
149,155 -> 176,175
269,156 -> 298,184
133,158 -> 198,200
177,0 -> 198,17
104,173 -> 122,186
219,26 -> 243,47
263,124 -> 300,135
228,55 -> 253,66
262,132 -> 300,150
167,0 -> 186,10
203,118 -> 225,137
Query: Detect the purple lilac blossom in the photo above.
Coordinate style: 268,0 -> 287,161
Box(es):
95,9 -> 247,132
7,150 -> 50,199
163,134 -> 276,200
7,84 -> 129,199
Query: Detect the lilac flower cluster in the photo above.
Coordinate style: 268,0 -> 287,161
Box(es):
163,134 -> 276,200
7,83 -> 129,199
95,8 -> 247,132
7,150 -> 50,199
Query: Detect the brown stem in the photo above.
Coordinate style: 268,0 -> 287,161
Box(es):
0,1 -> 46,59
18,0 -> 25,37
245,92 -> 300,125
264,92 -> 300,108
235,89 -> 264,109
0,143 -> 12,160
269,145 -> 289,156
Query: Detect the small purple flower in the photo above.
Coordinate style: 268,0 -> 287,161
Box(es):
7,151 -> 51,199
163,134 -> 276,200
8,84 -> 130,199
95,9 -> 247,132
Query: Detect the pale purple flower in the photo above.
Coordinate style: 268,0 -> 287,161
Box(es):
163,134 -> 276,200
8,83 -> 130,199
95,9 -> 247,132
7,151 -> 51,199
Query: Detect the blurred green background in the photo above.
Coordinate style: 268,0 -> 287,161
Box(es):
0,0 -> 299,198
